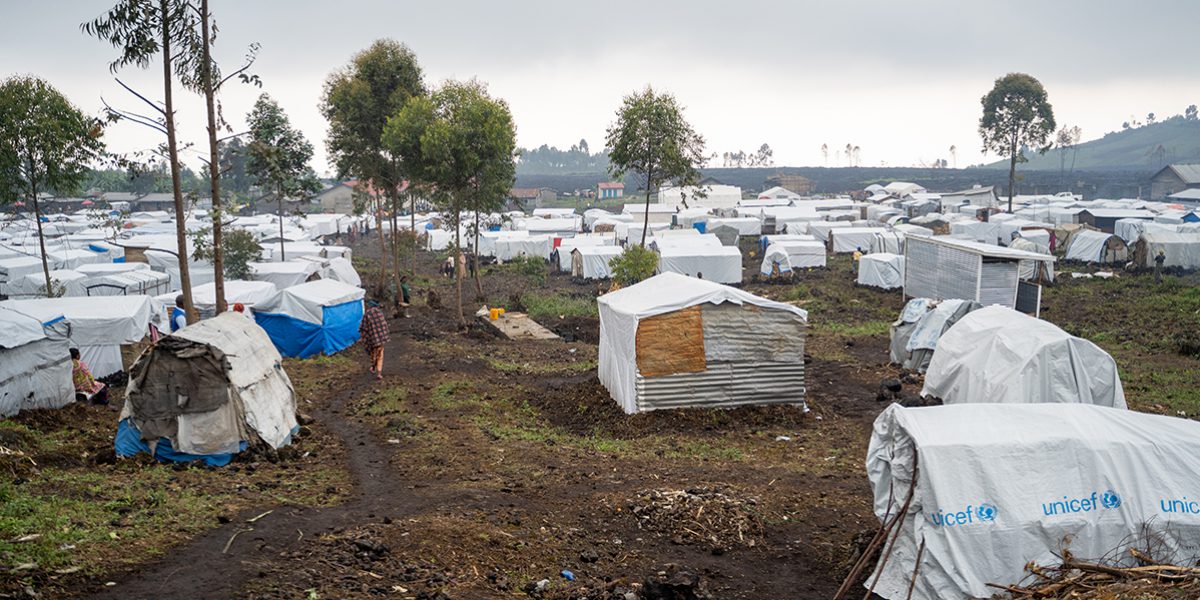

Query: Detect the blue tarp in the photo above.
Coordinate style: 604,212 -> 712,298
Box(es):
692,222 -> 706,234
115,418 -> 243,467
255,299 -> 362,358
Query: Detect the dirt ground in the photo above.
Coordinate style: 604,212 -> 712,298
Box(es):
2,232 -> 1195,599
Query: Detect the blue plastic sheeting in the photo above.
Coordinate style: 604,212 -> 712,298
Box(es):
87,243 -> 107,253
692,222 -> 706,234
489,224 -> 502,232
255,299 -> 362,358
114,418 -> 243,467
113,257 -> 126,263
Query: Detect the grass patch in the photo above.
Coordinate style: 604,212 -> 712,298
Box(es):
431,380 -> 478,410
811,320 -> 891,337
483,355 -> 597,375
1118,363 -> 1200,416
360,386 -> 409,416
520,292 -> 598,319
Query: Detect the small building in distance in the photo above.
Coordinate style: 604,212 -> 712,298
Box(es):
509,187 -> 557,209
764,173 -> 814,196
1151,164 -> 1200,200
316,181 -> 356,214
597,181 -> 624,200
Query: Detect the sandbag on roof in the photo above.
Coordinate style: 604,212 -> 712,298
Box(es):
922,306 -> 1125,408
118,312 -> 298,466
865,403 -> 1200,600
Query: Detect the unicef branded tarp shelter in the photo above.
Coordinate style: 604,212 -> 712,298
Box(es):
252,278 -> 364,358
922,306 -> 1126,408
598,272 -> 807,414
865,403 -> 1200,600
0,306 -> 73,417
117,312 -> 298,467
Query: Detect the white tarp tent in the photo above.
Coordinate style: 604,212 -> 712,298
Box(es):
831,227 -> 887,253
5,269 -> 88,298
923,306 -> 1126,408
857,253 -> 905,289
322,257 -> 361,287
570,246 -> 623,279
866,403 -> 1200,600
495,235 -> 553,261
1063,230 -> 1127,263
0,306 -> 74,417
250,261 -> 320,290
657,246 -> 742,284
704,217 -> 761,236
1137,232 -> 1200,268
759,241 -> 826,275
555,234 -> 614,270
808,221 -> 851,243
598,272 -> 807,414
0,295 -> 161,378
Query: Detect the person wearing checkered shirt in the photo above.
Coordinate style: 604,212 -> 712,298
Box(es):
360,300 -> 390,380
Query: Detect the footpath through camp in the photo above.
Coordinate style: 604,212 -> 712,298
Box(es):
2,228 -> 1198,599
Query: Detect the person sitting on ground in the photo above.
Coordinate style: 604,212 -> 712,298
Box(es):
359,299 -> 390,381
70,348 -> 108,405
442,255 -> 455,278
171,294 -> 187,332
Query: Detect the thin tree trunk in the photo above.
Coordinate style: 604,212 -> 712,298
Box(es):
454,209 -> 464,326
30,179 -> 52,297
640,171 -> 652,247
162,0 -> 196,324
473,211 -> 483,298
1007,151 -> 1017,214
389,190 -> 402,313
278,191 -> 285,261
200,0 -> 225,313
375,192 -> 389,299
410,193 -> 416,276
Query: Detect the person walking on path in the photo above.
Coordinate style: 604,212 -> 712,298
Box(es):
1155,249 -> 1166,282
360,299 -> 390,380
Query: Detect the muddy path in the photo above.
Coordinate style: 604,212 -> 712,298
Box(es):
80,339 -> 442,599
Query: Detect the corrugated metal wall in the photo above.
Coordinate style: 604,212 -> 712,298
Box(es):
979,261 -> 1018,307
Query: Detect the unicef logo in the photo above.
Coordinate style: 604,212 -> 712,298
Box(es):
1101,490 -> 1122,509
976,503 -> 998,522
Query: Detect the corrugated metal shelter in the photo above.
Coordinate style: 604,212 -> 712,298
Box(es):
598,273 -> 807,414
903,236 -> 1055,316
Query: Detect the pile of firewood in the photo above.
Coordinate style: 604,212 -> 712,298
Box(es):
989,549 -> 1200,599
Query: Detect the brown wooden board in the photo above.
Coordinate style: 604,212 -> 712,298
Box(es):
635,305 -> 706,377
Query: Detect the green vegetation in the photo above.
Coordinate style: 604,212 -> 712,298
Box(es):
487,256 -> 546,285
360,386 -> 409,416
609,245 -> 658,285
811,321 -> 891,337
985,114 -> 1200,171
519,291 -> 597,319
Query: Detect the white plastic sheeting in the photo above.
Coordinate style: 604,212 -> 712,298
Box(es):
323,257 -> 362,287
555,235 -> 615,270
598,272 -> 807,414
6,270 -> 88,298
0,307 -> 73,417
1064,230 -> 1125,263
250,261 -> 320,290
923,306 -> 1126,408
831,227 -> 888,253
1137,232 -> 1200,268
704,218 -> 761,236
656,246 -> 742,284
808,221 -> 851,242
570,246 -> 623,279
867,403 -> 1200,600
857,253 -> 904,289
495,235 -> 553,261
759,241 -> 826,274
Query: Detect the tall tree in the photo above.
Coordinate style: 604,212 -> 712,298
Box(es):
384,80 -> 517,325
979,73 -> 1056,212
179,0 -> 259,314
604,86 -> 705,247
84,0 -> 204,324
246,93 -> 320,261
0,76 -> 106,295
820,143 -> 828,166
321,39 -> 425,306
949,144 -> 957,169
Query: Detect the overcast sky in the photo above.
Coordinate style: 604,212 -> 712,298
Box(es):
4,1 -> 1199,174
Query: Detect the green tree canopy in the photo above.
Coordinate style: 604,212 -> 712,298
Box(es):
383,79 -> 517,323
0,75 -> 106,294
605,86 -> 705,246
979,73 -> 1056,211
246,93 -> 320,260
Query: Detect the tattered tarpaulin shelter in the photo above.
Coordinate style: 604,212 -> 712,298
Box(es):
0,306 -> 73,417
864,403 -> 1200,600
598,272 -> 807,414
888,298 -> 979,373
253,278 -> 364,358
923,306 -> 1126,408
570,246 -> 623,280
117,313 -> 298,467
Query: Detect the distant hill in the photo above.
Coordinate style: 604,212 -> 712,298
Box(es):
985,116 -> 1200,171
